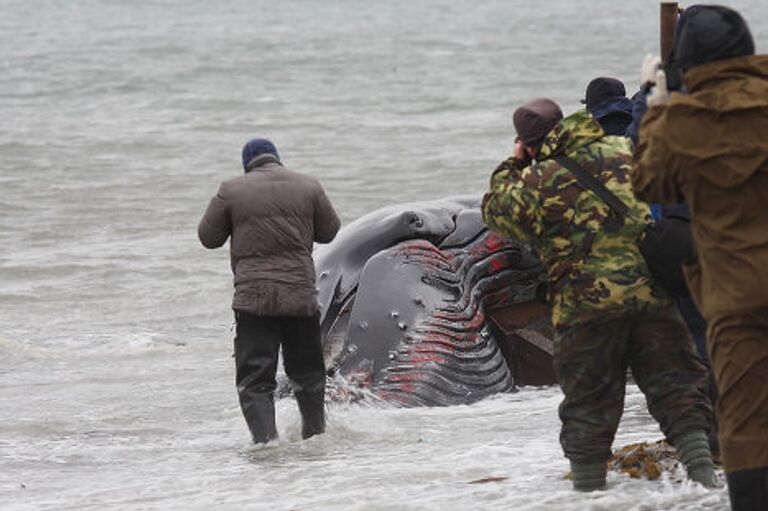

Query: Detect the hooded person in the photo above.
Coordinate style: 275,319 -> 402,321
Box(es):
483,98 -> 716,492
198,137 -> 341,444
631,6 -> 768,509
581,77 -> 634,136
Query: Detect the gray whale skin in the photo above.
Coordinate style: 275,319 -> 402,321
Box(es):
312,195 -> 553,406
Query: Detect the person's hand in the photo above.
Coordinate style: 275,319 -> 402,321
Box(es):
513,137 -> 527,160
640,54 -> 670,106
647,69 -> 670,106
641,54 -> 662,85
512,138 -> 533,169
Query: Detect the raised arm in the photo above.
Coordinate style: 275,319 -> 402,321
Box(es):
313,184 -> 341,244
197,184 -> 232,249
482,157 -> 537,241
631,106 -> 685,205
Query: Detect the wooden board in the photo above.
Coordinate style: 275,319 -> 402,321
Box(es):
487,301 -> 557,386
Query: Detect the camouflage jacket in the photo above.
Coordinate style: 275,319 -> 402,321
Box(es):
482,111 -> 670,330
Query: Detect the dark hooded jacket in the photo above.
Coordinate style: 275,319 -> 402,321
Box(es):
590,96 -> 634,137
198,154 -> 341,316
632,54 -> 768,320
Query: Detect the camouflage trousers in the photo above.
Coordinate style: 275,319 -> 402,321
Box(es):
554,305 -> 713,462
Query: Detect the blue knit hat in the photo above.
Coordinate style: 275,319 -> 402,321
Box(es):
241,138 -> 280,170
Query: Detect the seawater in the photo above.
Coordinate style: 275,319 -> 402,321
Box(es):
2,1 -> 766,509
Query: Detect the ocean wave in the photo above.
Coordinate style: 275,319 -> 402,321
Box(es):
0,331 -> 186,359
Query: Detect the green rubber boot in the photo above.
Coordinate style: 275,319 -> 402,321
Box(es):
570,460 -> 607,492
675,431 -> 722,488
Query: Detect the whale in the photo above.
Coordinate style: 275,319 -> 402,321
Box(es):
311,196 -> 554,406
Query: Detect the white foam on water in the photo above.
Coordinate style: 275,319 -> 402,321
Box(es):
3,386 -> 730,511
0,331 -> 186,360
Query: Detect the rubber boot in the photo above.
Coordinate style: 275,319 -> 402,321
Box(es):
726,466 -> 768,511
674,431 -> 721,488
570,461 -> 607,492
295,390 -> 326,440
239,391 -> 278,444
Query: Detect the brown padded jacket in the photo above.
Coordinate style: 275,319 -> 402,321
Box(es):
198,154 -> 340,316
632,54 -> 768,320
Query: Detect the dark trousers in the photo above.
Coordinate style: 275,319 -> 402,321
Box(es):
554,305 -> 713,462
708,308 -> 768,473
675,295 -> 719,452
234,311 -> 326,442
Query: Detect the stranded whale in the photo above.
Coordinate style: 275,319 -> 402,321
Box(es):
310,196 -> 555,406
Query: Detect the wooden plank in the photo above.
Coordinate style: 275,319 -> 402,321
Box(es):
660,2 -> 680,62
487,301 -> 557,386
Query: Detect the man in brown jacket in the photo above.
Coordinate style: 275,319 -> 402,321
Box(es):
631,6 -> 768,509
198,137 -> 340,444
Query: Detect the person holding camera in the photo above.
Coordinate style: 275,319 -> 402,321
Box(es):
482,98 -> 716,492
631,6 -> 768,509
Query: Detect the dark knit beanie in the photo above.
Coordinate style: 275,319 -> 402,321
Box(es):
242,138 -> 280,171
513,98 -> 564,148
674,5 -> 754,72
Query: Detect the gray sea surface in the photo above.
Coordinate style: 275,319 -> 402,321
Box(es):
2,1 -> 766,509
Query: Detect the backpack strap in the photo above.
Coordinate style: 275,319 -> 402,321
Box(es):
553,155 -> 630,222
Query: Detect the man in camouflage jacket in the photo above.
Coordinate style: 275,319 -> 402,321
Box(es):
482,98 -> 715,491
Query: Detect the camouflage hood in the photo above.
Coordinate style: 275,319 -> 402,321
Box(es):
537,111 -> 605,162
